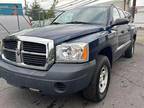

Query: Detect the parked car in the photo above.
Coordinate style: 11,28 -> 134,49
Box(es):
0,5 -> 137,102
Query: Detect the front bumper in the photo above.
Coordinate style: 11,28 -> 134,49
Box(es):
0,59 -> 96,95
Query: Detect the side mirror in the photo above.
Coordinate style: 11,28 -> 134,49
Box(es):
111,18 -> 129,27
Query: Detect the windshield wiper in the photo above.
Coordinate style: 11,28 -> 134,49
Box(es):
51,21 -> 97,25
51,22 -> 61,25
66,21 -> 93,24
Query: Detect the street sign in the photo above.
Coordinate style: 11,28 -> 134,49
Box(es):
0,3 -> 23,15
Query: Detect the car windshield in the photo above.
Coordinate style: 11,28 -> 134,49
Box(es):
53,7 -> 108,25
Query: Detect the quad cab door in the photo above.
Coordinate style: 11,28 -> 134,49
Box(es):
117,8 -> 131,46
112,7 -> 131,60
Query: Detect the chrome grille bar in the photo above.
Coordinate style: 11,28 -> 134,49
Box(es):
21,50 -> 46,56
16,41 -> 21,63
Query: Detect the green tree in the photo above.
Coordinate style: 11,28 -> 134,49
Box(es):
29,0 -> 59,21
46,0 -> 59,19
30,0 -> 43,21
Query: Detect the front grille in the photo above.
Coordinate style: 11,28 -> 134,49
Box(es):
1,36 -> 54,70
3,39 -> 17,50
22,41 -> 47,67
23,41 -> 46,53
2,39 -> 17,62
3,50 -> 16,62
23,53 -> 46,66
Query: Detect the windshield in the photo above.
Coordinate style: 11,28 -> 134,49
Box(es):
53,7 -> 108,25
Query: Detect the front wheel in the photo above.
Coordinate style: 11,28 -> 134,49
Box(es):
82,55 -> 111,102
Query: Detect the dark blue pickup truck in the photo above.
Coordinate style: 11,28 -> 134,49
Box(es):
0,5 -> 137,102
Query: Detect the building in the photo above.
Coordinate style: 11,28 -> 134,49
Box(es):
135,6 -> 144,27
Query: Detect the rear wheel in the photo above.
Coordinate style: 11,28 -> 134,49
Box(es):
125,40 -> 135,58
82,55 -> 111,102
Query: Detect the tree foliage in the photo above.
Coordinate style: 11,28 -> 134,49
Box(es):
27,0 -> 58,21
30,0 -> 42,20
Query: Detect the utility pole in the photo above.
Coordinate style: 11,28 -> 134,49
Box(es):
124,0 -> 126,11
15,5 -> 20,31
132,0 -> 136,19
24,0 -> 27,8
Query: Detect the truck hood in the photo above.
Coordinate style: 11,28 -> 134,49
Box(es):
13,24 -> 105,44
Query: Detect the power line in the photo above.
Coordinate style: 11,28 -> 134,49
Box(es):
57,0 -> 83,8
57,0 -> 94,9
57,0 -> 98,10
56,0 -> 97,9
75,0 -> 99,7
57,0 -> 90,9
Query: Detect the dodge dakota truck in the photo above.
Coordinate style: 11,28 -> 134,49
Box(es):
0,5 -> 137,102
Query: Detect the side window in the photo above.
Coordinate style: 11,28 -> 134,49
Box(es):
118,9 -> 125,18
113,8 -> 120,21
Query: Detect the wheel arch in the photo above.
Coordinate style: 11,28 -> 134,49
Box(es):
98,46 -> 113,67
133,34 -> 136,42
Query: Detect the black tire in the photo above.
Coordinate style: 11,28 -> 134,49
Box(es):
125,41 -> 135,58
82,55 -> 111,102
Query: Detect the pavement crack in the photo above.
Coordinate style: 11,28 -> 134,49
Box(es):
57,98 -> 68,108
113,72 -> 144,89
58,103 -> 64,108
32,98 -> 41,106
0,86 -> 13,92
47,99 -> 57,108
82,100 -> 89,108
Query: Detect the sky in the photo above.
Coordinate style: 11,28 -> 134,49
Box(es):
136,0 -> 144,6
0,0 -> 144,7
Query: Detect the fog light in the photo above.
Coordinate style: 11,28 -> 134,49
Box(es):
54,82 -> 66,93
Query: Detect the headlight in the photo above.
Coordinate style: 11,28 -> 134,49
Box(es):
56,43 -> 89,63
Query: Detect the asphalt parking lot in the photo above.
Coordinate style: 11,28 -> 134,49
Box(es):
0,42 -> 144,108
